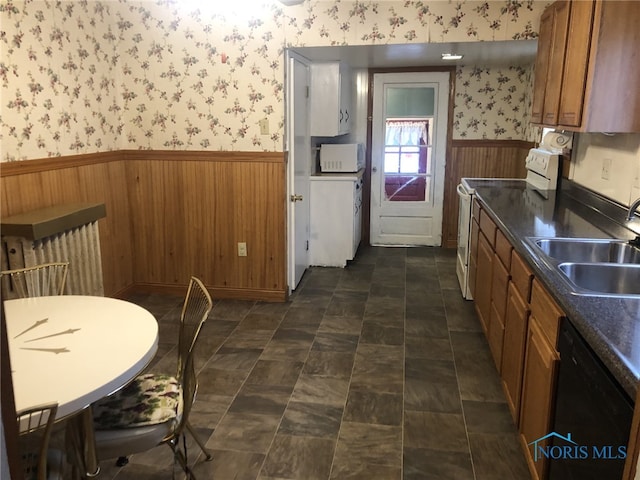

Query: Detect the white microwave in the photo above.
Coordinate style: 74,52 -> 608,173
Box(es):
320,143 -> 364,173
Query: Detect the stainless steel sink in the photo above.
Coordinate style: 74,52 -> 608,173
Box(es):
533,238 -> 640,264
558,263 -> 640,296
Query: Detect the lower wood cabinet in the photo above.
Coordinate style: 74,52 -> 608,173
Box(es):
488,252 -> 510,371
471,208 -> 566,480
501,282 -> 530,424
518,279 -> 564,480
475,231 -> 493,334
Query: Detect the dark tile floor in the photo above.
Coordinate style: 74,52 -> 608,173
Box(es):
95,246 -> 530,480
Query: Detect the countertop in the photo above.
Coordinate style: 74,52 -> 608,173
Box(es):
310,168 -> 364,181
466,178 -> 640,399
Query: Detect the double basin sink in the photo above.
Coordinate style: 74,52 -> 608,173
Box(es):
527,237 -> 640,297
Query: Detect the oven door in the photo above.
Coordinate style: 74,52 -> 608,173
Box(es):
456,183 -> 473,299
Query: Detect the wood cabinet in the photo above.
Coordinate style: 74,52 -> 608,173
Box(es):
310,61 -> 352,137
519,279 -> 564,480
475,225 -> 494,334
474,206 -> 512,368
556,0 -> 595,127
531,0 -> 640,132
488,255 -> 509,370
501,282 -> 530,424
488,229 -> 513,370
501,250 -> 534,424
531,1 -> 570,125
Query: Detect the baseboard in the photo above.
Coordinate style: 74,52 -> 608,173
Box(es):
113,282 -> 288,303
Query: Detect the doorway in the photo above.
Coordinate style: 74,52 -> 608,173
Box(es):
369,71 -> 450,246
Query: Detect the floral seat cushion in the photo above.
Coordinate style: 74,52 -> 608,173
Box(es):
92,373 -> 183,430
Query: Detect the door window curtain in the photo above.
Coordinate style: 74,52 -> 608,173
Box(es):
385,121 -> 429,147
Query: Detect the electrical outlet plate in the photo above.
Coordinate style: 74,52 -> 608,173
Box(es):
259,118 -> 269,135
237,242 -> 247,257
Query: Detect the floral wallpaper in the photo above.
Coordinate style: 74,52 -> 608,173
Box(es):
1,0 -> 547,161
453,63 -> 537,141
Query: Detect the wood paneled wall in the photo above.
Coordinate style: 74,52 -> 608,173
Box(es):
442,140 -> 533,248
123,151 -> 286,301
1,151 -> 287,301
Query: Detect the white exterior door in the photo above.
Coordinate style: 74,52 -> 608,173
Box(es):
286,53 -> 311,291
370,71 -> 449,246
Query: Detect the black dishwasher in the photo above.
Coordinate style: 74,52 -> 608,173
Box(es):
549,318 -> 633,480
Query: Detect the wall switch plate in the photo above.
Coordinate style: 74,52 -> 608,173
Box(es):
237,242 -> 247,257
259,118 -> 269,135
601,158 -> 612,180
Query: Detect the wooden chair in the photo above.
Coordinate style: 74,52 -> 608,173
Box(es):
17,402 -> 65,480
92,277 -> 214,479
1,262 -> 69,299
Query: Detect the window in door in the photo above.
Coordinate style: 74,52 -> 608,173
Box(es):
384,119 -> 432,202
382,86 -> 435,203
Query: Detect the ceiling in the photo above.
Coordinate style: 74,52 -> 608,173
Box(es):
290,40 -> 538,69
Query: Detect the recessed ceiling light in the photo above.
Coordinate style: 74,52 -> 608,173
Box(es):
441,53 -> 464,61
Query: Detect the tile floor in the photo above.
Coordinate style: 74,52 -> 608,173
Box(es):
93,246 -> 530,479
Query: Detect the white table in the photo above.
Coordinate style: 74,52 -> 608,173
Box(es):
5,295 -> 159,476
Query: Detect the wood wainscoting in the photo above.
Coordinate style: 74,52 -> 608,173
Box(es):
442,139 -> 533,249
1,151 -> 287,301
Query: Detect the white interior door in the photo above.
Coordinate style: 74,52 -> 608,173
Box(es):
286,53 -> 311,291
370,72 -> 449,246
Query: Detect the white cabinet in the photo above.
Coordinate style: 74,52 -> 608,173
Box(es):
310,61 -> 352,137
309,172 -> 363,267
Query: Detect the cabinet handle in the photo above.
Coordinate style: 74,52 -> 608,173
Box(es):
340,110 -> 344,122
345,110 -> 349,121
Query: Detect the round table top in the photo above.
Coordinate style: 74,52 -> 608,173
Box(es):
5,295 -> 159,423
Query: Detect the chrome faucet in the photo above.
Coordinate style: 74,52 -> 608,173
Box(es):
627,197 -> 640,221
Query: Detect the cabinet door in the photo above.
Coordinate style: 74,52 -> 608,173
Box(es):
578,0 -> 640,132
542,1 -> 570,125
557,0 -> 595,127
501,283 -> 530,425
475,231 -> 493,334
519,316 -> 559,480
488,255 -> 510,371
310,62 -> 350,137
339,62 -> 352,135
531,6 -> 554,124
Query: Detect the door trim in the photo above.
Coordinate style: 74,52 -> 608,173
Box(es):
363,66 -> 455,247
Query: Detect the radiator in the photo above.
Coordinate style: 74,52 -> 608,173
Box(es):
1,221 -> 104,296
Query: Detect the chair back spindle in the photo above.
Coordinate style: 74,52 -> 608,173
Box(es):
1,262 -> 69,299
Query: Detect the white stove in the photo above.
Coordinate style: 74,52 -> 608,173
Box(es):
455,144 -> 563,300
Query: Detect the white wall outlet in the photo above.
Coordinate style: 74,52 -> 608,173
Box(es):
601,158 -> 612,180
237,242 -> 247,257
259,118 -> 269,135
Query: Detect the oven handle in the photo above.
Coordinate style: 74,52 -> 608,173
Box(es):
456,183 -> 471,199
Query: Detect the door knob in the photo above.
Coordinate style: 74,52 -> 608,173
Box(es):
290,194 -> 303,202
372,167 -> 377,173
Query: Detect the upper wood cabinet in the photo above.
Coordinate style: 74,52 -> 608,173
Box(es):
531,0 -> 640,132
531,1 -> 570,125
310,61 -> 352,137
